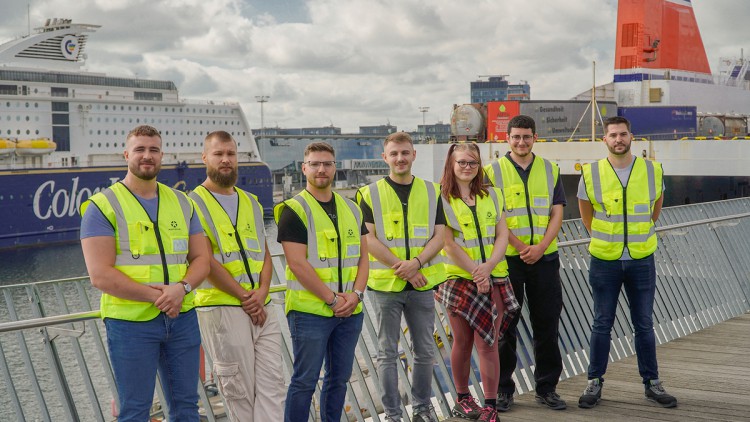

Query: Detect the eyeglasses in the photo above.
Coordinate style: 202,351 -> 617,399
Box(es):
509,135 -> 534,142
305,161 -> 336,169
455,160 -> 480,169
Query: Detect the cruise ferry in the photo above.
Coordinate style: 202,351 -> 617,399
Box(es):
414,0 -> 750,218
0,19 -> 272,249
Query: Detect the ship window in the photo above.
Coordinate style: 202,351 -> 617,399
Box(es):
136,106 -> 140,111
98,143 -> 101,147
105,130 -> 109,135
90,143 -> 93,147
25,116 -> 29,121
26,130 -> 30,135
106,143 -> 109,147
200,120 -> 203,124
129,106 -> 132,111
35,130 -> 39,135
105,118 -> 109,123
89,130 -> 93,135
181,142 -> 184,147
16,130 -> 20,135
97,130 -> 101,135
5,102 -> 9,107
16,116 -> 20,121
136,118 -> 140,123
151,107 -> 154,111
105,105 -> 109,110
35,116 -> 39,121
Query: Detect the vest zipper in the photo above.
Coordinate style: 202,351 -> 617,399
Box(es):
522,177 -> 535,245
402,201 -> 410,260
622,186 -> 628,246
232,225 -> 256,290
152,223 -> 170,285
470,204 -> 487,263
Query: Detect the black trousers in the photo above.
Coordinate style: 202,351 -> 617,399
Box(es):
498,255 -> 563,394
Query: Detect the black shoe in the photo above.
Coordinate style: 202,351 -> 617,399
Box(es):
496,392 -> 514,412
535,391 -> 567,410
578,378 -> 602,409
645,379 -> 677,408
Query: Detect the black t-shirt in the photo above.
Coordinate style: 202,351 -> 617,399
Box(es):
359,176 -> 446,226
276,193 -> 368,245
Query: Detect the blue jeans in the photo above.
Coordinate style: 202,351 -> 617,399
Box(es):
105,309 -> 201,422
285,311 -> 364,422
369,289 -> 436,419
587,255 -> 659,384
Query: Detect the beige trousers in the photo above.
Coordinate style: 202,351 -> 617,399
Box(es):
197,305 -> 284,422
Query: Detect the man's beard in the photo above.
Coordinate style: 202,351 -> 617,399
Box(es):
207,166 -> 238,188
608,142 -> 631,156
129,161 -> 160,181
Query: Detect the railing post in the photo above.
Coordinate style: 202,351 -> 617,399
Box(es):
25,284 -> 80,421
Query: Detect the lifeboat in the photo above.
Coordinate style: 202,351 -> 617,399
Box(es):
15,138 -> 57,155
0,138 -> 16,156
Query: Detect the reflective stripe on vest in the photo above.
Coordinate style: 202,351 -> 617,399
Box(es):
486,155 -> 558,256
442,188 -> 508,279
583,157 -> 662,260
358,177 -> 446,291
82,182 -> 194,321
273,190 -> 363,317
189,186 -> 270,307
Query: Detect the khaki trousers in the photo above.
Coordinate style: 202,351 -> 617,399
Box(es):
197,305 -> 284,422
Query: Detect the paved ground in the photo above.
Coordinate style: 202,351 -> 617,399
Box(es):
444,312 -> 750,421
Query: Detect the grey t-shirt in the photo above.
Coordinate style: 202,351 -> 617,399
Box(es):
211,191 -> 240,226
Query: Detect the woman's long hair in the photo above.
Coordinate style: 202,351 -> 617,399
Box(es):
440,142 -> 488,200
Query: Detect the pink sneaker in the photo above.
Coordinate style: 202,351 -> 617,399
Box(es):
478,405 -> 500,422
452,395 -> 482,419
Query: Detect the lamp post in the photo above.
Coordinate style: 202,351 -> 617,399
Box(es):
255,95 -> 270,141
418,106 -> 429,142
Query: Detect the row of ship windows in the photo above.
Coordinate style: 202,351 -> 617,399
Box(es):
88,141 -> 244,149
0,100 -> 235,115
88,117 -> 239,126
88,130 -> 248,137
4,115 -> 41,121
4,129 -> 41,135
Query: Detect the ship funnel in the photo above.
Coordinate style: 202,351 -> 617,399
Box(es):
615,0 -> 710,74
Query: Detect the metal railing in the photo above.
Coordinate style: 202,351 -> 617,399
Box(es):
1,198 -> 749,421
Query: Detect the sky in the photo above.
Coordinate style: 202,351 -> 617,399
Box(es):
0,0 -> 747,133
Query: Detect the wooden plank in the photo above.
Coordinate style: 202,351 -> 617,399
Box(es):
443,313 -> 750,422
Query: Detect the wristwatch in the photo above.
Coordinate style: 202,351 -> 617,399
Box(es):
354,289 -> 364,303
180,280 -> 192,294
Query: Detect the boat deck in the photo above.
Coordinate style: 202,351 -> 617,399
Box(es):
446,313 -> 750,421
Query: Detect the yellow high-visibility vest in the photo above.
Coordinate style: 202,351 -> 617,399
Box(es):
189,186 -> 270,307
442,188 -> 508,279
274,190 -> 363,316
484,155 -> 559,256
582,157 -> 663,260
81,182 -> 194,321
357,177 -> 446,291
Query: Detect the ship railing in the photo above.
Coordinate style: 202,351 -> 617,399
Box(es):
180,98 -> 240,107
1,198 -> 749,421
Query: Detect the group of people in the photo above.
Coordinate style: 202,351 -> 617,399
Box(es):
79,114 -> 677,422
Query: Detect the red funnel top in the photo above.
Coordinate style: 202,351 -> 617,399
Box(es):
615,0 -> 710,74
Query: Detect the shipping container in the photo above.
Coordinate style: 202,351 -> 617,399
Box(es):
520,100 -> 619,140
618,106 -> 697,140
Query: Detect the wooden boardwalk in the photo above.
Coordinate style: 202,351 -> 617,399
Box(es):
444,313 -> 750,422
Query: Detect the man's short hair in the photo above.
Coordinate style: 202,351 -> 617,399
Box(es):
304,142 -> 335,158
127,125 -> 161,141
603,116 -> 631,132
383,132 -> 413,148
507,115 -> 536,135
204,131 -> 236,151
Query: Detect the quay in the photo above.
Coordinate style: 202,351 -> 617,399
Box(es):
445,313 -> 750,421
1,197 -> 749,421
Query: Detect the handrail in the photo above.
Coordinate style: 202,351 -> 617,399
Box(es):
0,284 -> 289,333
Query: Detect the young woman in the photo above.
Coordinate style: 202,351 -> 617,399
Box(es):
436,143 -> 519,422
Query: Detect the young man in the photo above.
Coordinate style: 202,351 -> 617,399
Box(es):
275,142 -> 369,422
357,132 -> 446,422
484,115 -> 567,411
577,116 -> 677,409
80,125 -> 210,421
189,131 -> 284,421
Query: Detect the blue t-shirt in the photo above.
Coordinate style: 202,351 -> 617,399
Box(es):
80,194 -> 203,239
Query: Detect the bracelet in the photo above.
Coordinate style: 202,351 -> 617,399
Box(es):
326,293 -> 338,308
414,256 -> 423,269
